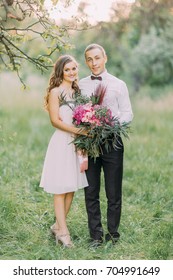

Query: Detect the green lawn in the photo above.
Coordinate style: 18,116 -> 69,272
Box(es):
0,73 -> 173,260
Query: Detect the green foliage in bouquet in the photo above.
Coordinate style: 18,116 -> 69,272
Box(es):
71,84 -> 131,160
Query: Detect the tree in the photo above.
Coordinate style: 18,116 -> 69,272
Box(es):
126,0 -> 173,89
127,0 -> 173,46
0,0 -> 72,87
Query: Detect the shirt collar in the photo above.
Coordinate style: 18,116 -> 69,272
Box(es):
90,69 -> 107,79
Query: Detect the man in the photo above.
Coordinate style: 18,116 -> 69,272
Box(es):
79,44 -> 133,247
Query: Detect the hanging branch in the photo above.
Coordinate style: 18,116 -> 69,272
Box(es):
0,0 -> 72,86
1,34 -> 52,69
0,0 -> 92,87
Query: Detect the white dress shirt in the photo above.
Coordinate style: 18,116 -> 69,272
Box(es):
79,70 -> 133,124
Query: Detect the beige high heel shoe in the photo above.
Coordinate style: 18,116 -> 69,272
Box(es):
56,234 -> 74,248
50,224 -> 59,236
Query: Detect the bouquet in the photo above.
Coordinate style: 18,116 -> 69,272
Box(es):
72,84 -> 130,160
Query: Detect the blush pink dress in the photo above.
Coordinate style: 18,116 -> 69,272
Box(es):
40,101 -> 88,194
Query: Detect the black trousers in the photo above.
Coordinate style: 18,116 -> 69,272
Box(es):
84,137 -> 124,240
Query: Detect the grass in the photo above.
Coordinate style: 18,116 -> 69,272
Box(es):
0,73 -> 173,260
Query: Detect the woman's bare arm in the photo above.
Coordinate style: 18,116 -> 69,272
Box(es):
48,88 -> 87,135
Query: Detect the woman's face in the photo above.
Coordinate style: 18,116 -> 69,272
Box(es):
63,61 -> 78,83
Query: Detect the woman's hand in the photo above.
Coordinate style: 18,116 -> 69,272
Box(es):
77,150 -> 88,172
76,127 -> 89,136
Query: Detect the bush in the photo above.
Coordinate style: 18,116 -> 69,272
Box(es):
128,27 -> 173,88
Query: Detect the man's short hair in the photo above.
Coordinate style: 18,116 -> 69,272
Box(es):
84,44 -> 106,58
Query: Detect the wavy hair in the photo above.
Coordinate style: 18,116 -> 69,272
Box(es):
44,55 -> 79,110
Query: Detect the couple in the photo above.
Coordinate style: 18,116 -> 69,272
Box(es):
40,43 -> 133,248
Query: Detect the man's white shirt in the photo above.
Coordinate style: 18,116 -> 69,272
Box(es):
79,70 -> 133,124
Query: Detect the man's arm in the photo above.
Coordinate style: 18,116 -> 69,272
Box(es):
117,81 -> 133,124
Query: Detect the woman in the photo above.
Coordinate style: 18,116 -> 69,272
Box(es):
40,55 -> 88,248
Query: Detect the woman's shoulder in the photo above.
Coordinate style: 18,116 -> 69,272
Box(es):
49,87 -> 66,101
50,87 -> 61,96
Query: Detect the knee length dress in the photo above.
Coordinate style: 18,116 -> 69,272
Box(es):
40,101 -> 88,194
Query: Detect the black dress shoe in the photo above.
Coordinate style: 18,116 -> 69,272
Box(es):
105,233 -> 120,244
89,238 -> 103,248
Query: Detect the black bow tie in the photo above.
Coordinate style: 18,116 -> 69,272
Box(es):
91,75 -> 102,81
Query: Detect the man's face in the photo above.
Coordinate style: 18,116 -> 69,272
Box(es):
85,48 -> 107,76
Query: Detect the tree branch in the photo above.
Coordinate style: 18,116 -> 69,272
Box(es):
1,34 -> 52,70
0,0 -> 91,87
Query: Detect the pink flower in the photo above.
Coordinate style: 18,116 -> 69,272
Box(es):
70,85 -> 130,160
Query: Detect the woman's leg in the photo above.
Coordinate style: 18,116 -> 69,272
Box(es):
65,192 -> 74,216
54,194 -> 68,234
53,192 -> 74,247
52,192 -> 74,230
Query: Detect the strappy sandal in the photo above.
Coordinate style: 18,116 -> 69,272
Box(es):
56,233 -> 74,248
50,224 -> 59,236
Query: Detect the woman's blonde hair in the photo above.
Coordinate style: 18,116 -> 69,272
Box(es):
44,55 -> 79,110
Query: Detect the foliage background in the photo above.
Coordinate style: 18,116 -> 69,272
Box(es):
0,0 -> 173,260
